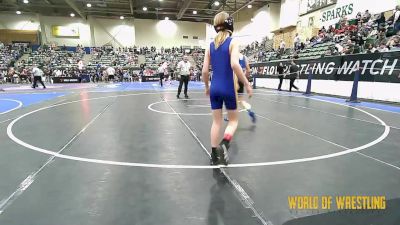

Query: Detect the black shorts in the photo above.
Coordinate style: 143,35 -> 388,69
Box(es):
108,75 -> 114,80
237,81 -> 244,94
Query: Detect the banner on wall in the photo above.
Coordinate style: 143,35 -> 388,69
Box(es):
317,0 -> 397,26
321,3 -> 353,23
300,0 -> 338,15
51,25 -> 80,38
250,51 -> 400,83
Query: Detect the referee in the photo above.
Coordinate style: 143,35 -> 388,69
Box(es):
277,62 -> 284,91
288,60 -> 299,92
32,64 -> 46,89
176,55 -> 191,99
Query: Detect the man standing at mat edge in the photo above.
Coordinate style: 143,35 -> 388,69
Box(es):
277,62 -> 284,91
106,66 -> 115,83
176,55 -> 191,99
32,64 -> 46,89
289,60 -> 299,92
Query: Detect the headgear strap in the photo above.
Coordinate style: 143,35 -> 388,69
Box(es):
214,16 -> 234,35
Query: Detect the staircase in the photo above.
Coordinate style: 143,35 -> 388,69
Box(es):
265,40 -> 274,52
82,53 -> 92,65
16,53 -> 29,64
138,55 -> 146,65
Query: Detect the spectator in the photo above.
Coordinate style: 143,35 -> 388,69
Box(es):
277,62 -> 284,91
362,10 -> 371,23
305,38 -> 311,47
293,33 -> 301,50
378,43 -> 389,52
106,66 -> 115,82
288,60 -> 299,92
279,40 -> 286,55
377,28 -> 388,44
328,25 -> 335,33
375,12 -> 386,28
355,34 -> 365,51
355,12 -> 362,23
394,5 -> 400,32
365,43 -> 378,53
343,40 -> 355,54
369,25 -> 379,37
387,33 -> 400,49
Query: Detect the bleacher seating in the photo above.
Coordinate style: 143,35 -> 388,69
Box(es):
88,47 -> 139,69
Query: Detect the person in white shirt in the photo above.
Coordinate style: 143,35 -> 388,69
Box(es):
279,40 -> 285,55
162,61 -> 171,85
293,33 -> 300,50
394,5 -> 400,32
32,65 -> 46,89
78,60 -> 84,71
157,63 -> 166,87
378,44 -> 389,52
106,66 -> 115,82
176,55 -> 191,98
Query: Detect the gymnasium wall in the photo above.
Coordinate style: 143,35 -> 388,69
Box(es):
134,19 -> 206,48
41,16 -> 92,46
0,13 -> 206,48
91,17 -> 135,47
0,14 -> 40,30
279,0 -> 300,28
235,3 -> 281,45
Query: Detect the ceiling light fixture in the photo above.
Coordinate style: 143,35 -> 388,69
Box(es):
193,10 -> 197,14
70,13 -> 75,17
165,17 -> 169,20
214,1 -> 220,6
16,11 -> 21,14
247,4 -> 252,8
143,6 -> 148,11
120,16 -> 124,20
86,3 -> 92,7
23,0 -> 29,4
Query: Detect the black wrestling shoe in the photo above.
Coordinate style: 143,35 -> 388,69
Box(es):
176,95 -> 180,99
217,140 -> 230,165
210,150 -> 219,165
184,95 -> 189,99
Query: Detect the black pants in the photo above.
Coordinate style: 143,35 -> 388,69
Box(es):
177,75 -> 189,97
33,76 -> 45,88
278,75 -> 283,90
159,73 -> 164,87
289,78 -> 298,92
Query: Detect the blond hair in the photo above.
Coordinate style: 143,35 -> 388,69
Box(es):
213,11 -> 231,49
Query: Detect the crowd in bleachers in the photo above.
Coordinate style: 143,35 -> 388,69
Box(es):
246,5 -> 400,62
140,46 -> 192,80
0,42 -> 25,83
143,48 -> 183,69
3,5 -> 397,85
1,44 -> 86,84
86,46 -> 141,82
89,46 -> 139,67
